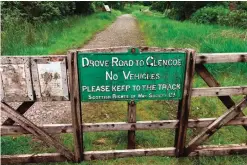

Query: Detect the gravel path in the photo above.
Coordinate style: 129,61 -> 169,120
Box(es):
83,14 -> 145,48
1,14 -> 144,125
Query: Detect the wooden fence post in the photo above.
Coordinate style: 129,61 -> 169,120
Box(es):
174,49 -> 196,157
127,101 -> 136,149
68,51 -> 84,162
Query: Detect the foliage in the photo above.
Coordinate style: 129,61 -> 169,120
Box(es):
150,2 -> 225,20
1,1 -> 75,23
149,1 -> 247,29
74,1 -> 95,15
218,10 -> 247,29
235,1 -> 247,11
150,2 -> 166,13
191,6 -> 247,29
1,1 -> 95,25
1,11 -> 120,55
106,1 -> 126,10
143,1 -> 152,6
191,6 -> 229,24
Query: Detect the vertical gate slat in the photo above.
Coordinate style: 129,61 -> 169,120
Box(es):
127,101 -> 136,149
68,51 -> 84,162
174,50 -> 196,157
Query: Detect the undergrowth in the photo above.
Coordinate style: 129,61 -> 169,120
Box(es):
1,11 -> 121,55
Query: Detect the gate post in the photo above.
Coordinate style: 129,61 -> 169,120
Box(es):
174,49 -> 196,157
68,51 -> 84,162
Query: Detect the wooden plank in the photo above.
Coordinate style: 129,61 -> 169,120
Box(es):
190,144 -> 247,156
195,64 -> 247,130
0,57 -> 34,102
175,49 -> 196,157
78,46 -> 190,54
84,145 -> 247,160
196,53 -> 247,64
127,101 -> 136,149
2,101 -> 35,125
1,153 -> 67,164
2,145 -> 247,164
1,102 -> 74,161
84,147 -> 176,160
68,51 -> 83,162
2,117 -> 247,136
186,97 -> 247,155
31,56 -> 69,101
192,86 -> 247,97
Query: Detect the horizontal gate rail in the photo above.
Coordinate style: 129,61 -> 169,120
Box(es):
196,53 -> 247,64
2,116 -> 247,136
192,86 -> 247,97
2,144 -> 247,164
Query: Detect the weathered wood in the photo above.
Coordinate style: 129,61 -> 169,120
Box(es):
78,46 -> 189,54
195,64 -> 247,130
195,64 -> 235,108
127,101 -> 136,149
175,50 -> 196,157
84,147 -> 176,160
0,57 -> 34,102
197,143 -> 247,149
196,53 -> 247,64
68,51 -> 84,162
1,153 -> 67,164
192,86 -> 247,97
2,101 -> 35,125
186,97 -> 247,155
190,144 -> 247,156
2,117 -> 247,136
3,145 -> 247,164
1,102 -> 74,161
84,145 -> 247,160
31,56 -> 69,101
1,124 -> 73,135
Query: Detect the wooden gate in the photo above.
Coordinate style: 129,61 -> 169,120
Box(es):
1,47 -> 247,164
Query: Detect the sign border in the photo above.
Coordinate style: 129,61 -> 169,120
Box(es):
77,48 -> 188,102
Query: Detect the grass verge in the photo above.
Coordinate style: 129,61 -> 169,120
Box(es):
1,11 -> 121,55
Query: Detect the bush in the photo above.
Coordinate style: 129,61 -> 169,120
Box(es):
1,1 -> 76,23
191,6 -> 229,24
191,6 -> 247,29
1,1 -> 96,25
150,2 -> 166,13
218,10 -> 247,29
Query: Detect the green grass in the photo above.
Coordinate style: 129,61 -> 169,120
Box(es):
134,10 -> 247,53
1,11 -> 121,55
1,6 -> 247,165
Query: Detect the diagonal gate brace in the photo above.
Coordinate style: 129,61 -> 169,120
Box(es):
195,64 -> 247,131
186,96 -> 247,155
2,101 -> 35,126
1,102 -> 74,161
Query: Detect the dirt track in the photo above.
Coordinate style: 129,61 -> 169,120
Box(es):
83,14 -> 144,48
1,14 -> 144,125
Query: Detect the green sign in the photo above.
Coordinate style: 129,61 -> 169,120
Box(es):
77,49 -> 187,102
